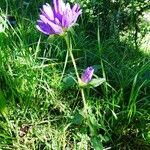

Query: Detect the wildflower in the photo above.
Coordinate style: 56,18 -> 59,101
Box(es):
81,67 -> 94,83
36,0 -> 82,35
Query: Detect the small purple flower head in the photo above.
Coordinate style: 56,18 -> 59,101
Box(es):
36,0 -> 82,35
81,67 -> 94,83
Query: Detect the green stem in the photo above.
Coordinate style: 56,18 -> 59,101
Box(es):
60,50 -> 69,82
64,34 -> 87,114
81,88 -> 87,114
64,34 -> 80,82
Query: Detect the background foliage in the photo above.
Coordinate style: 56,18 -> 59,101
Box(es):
0,0 -> 150,149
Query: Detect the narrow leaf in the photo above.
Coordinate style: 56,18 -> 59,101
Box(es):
89,78 -> 105,88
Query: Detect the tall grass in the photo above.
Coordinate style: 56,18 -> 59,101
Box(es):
0,0 -> 150,149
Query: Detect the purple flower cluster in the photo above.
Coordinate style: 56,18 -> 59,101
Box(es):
81,67 -> 94,83
36,0 -> 82,35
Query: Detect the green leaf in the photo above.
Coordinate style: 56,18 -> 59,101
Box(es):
89,78 -> 105,88
71,112 -> 84,125
61,75 -> 76,90
91,136 -> 103,150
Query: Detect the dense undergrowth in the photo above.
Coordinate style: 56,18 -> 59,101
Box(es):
0,0 -> 150,149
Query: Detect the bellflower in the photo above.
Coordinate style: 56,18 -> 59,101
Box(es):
81,67 -> 94,83
36,0 -> 82,35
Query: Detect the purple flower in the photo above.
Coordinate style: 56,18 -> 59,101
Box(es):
36,0 -> 82,35
81,67 -> 94,83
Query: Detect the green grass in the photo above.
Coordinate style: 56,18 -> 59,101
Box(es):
0,0 -> 150,149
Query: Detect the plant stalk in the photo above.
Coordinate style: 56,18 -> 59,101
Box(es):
64,34 -> 87,114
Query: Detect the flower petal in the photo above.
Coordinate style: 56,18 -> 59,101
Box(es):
53,0 -> 65,15
70,4 -> 82,26
42,3 -> 54,21
81,67 -> 94,83
72,4 -> 80,13
39,15 -> 63,34
36,20 -> 54,35
62,3 -> 72,28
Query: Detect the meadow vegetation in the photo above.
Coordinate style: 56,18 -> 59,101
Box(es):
0,0 -> 150,149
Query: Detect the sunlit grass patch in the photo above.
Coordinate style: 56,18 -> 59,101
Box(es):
141,33 -> 150,54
